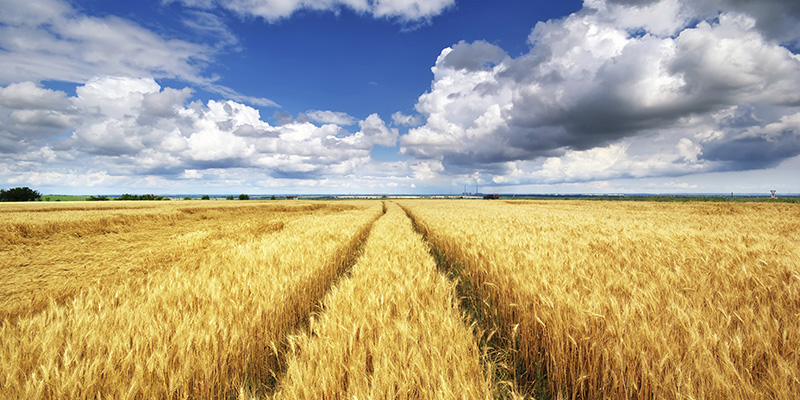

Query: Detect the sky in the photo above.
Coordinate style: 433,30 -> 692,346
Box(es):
1,0 -> 799,195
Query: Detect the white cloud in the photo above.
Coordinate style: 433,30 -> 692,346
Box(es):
0,81 -> 78,143
590,0 -> 800,43
391,111 -> 421,127
0,0 -> 70,26
305,110 -> 358,125
0,81 -> 72,110
167,0 -> 455,23
75,77 -> 163,118
0,83 -> 76,130
400,0 -> 800,184
369,0 -> 455,21
9,169 -> 118,188
411,160 -> 444,180
0,77 -> 408,188
584,0 -> 692,37
0,0 -> 275,107
355,113 -> 398,147
9,109 -> 73,128
181,169 -> 203,179
692,0 -> 800,44
186,128 -> 255,162
140,87 -> 197,119
0,4 -> 206,84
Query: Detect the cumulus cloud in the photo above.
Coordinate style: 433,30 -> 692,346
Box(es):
0,82 -> 73,111
355,113 -> 399,146
166,0 -> 455,23
587,0 -> 800,43
0,0 -> 275,106
700,111 -> 800,169
692,0 -> 800,44
0,76 -> 402,188
401,0 -> 800,185
0,82 -> 78,147
410,160 -> 444,180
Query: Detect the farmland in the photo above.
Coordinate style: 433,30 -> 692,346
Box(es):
399,200 -> 800,399
1,200 -> 382,398
1,199 -> 799,399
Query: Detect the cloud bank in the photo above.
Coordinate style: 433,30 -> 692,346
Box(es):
0,77 -> 403,191
400,0 -> 800,186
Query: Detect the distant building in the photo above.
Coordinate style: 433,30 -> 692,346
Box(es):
285,196 -> 298,200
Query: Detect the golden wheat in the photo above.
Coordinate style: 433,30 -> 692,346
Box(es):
0,201 -> 328,322
399,199 -> 800,399
4,199 -> 797,399
271,202 -> 491,399
0,200 -> 382,399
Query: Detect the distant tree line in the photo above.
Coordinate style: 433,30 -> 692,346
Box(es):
1,188 -> 282,202
117,193 -> 168,201
0,187 -> 41,202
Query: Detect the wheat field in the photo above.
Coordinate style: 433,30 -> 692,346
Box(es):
399,199 -> 800,399
1,201 -> 299,322
1,199 -> 798,399
271,202 -> 491,399
1,200 -> 382,398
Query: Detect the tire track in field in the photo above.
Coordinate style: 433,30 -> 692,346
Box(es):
0,203 -> 364,324
253,201 -> 387,395
0,203 -> 385,399
398,203 -> 537,399
268,202 -> 490,399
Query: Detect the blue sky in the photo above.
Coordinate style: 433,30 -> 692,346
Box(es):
1,0 -> 799,195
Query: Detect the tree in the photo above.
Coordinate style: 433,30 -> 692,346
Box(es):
119,193 -> 164,201
238,194 -> 250,200
226,195 -> 234,200
201,195 -> 211,200
0,187 -> 41,202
